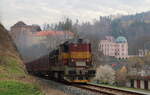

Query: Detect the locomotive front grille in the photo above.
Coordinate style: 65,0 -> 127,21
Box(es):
68,70 -> 88,75
88,70 -> 96,74
78,76 -> 83,80
79,70 -> 87,75
68,70 -> 76,75
76,61 -> 86,66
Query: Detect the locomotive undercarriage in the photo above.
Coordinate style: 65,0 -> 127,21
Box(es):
66,69 -> 95,82
28,65 -> 95,83
48,66 -> 95,83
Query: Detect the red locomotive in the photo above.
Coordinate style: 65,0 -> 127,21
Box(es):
25,38 -> 96,83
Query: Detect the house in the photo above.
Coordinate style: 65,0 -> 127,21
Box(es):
126,65 -> 150,90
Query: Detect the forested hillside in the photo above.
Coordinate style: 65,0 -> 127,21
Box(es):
111,11 -> 150,54
43,11 -> 150,60
77,11 -> 150,54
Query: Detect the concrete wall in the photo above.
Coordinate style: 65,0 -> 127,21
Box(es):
126,81 -> 130,87
148,80 -> 150,90
141,80 -> 144,89
134,80 -> 137,88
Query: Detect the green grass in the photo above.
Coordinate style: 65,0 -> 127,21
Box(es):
0,56 -> 44,95
0,80 -> 43,95
0,56 -> 26,79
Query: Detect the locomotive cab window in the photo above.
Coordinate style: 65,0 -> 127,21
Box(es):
63,45 -> 69,52
55,50 -> 59,55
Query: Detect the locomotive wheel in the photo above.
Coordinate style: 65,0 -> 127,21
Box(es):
48,71 -> 54,79
54,72 -> 58,79
59,72 -> 64,80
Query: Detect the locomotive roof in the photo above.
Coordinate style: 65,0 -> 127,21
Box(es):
49,49 -> 59,56
61,38 -> 90,45
49,38 -> 90,56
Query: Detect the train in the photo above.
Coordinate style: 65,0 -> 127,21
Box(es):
25,38 -> 96,83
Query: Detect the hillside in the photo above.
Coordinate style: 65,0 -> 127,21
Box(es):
111,11 -> 150,54
118,11 -> 150,24
76,11 -> 150,55
0,23 -> 43,95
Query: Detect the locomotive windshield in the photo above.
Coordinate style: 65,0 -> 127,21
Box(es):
63,45 -> 69,52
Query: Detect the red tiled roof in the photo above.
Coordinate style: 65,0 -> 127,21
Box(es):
34,30 -> 74,36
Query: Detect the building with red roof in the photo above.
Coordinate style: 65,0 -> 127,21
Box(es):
34,30 -> 74,36
31,30 -> 74,49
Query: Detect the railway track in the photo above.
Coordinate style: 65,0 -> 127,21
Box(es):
73,83 -> 146,95
36,75 -> 147,95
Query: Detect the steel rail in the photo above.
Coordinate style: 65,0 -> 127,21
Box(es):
73,83 -> 146,95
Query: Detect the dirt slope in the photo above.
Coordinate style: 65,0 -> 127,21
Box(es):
0,24 -> 19,57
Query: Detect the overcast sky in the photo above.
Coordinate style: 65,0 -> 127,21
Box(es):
1,0 -> 150,29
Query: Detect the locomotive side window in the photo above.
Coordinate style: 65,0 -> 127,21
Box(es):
59,44 -> 69,52
78,39 -> 83,43
63,45 -> 69,52
56,50 -> 59,64
55,50 -> 59,55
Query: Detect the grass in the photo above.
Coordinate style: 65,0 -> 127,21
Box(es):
0,80 -> 43,95
0,56 -> 26,79
0,56 -> 44,95
0,24 -> 44,95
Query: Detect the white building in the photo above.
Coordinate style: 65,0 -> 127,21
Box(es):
138,49 -> 149,57
99,36 -> 128,59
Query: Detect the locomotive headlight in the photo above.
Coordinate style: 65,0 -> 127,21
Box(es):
74,44 -> 77,47
68,70 -> 76,74
71,59 -> 74,62
86,59 -> 89,62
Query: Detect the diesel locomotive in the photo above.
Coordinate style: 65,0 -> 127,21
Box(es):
25,38 -> 96,83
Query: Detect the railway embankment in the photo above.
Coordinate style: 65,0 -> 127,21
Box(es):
0,23 -> 73,95
0,24 -> 44,95
35,77 -> 99,95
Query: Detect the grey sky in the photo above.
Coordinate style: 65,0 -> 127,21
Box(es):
1,0 -> 150,29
